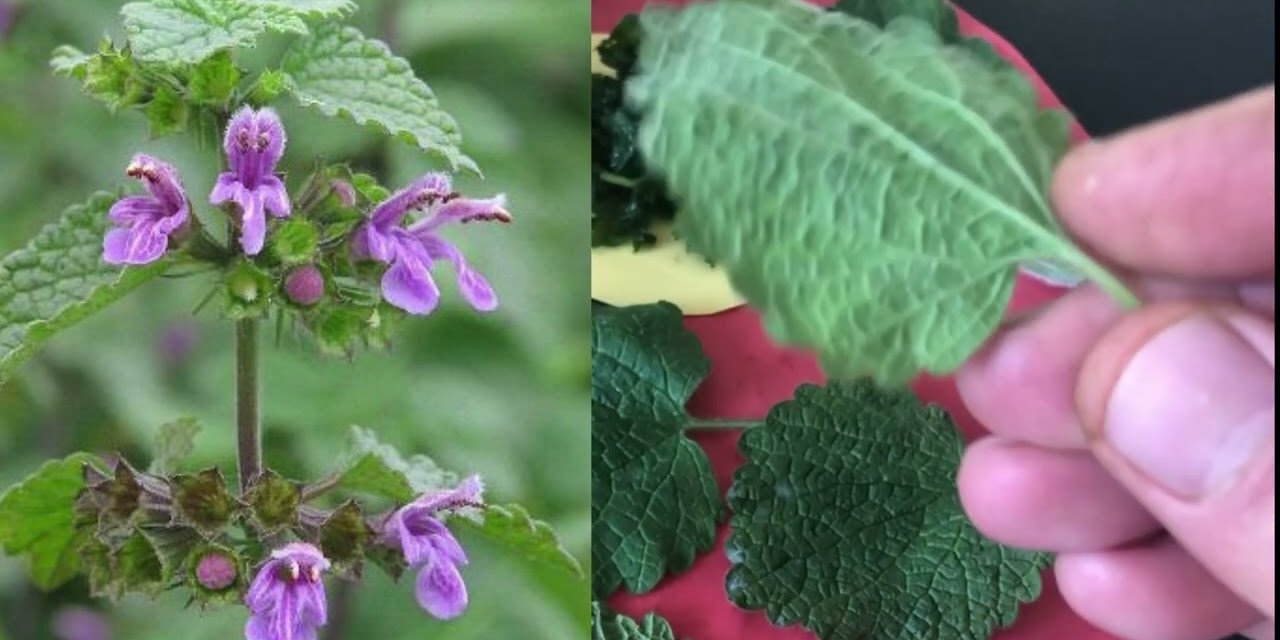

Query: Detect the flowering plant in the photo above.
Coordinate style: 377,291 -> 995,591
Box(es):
0,2 -> 580,638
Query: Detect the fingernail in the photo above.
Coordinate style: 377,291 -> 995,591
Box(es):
1105,313 -> 1275,498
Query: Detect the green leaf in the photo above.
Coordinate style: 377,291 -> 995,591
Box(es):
50,45 -> 93,77
269,218 -> 320,265
454,503 -> 583,578
281,24 -> 478,174
592,602 -> 680,640
628,0 -> 1134,384
258,0 -> 356,16
145,84 -> 190,138
150,417 -> 202,474
591,303 -> 720,597
121,0 -> 309,64
333,426 -> 458,503
0,454 -> 96,590
248,68 -> 288,105
109,532 -> 167,598
0,192 -> 167,385
726,382 -> 1048,640
831,0 -> 960,40
170,468 -> 238,537
188,50 -> 241,106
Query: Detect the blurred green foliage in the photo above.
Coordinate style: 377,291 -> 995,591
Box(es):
0,0 -> 590,638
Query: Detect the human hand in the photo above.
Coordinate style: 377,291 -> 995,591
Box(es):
956,86 -> 1275,640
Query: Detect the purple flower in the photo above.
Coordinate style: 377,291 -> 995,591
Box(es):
352,173 -> 510,315
52,606 -> 111,640
103,154 -> 190,265
383,476 -> 484,619
211,106 -> 291,256
244,543 -> 330,640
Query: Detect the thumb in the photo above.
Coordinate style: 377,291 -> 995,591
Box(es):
1077,302 -> 1275,617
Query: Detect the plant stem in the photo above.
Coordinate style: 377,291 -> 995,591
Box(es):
686,417 -> 764,430
301,472 -> 341,502
236,319 -> 262,492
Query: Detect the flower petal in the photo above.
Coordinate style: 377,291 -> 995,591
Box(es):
102,228 -> 135,265
258,175 -> 291,218
127,154 -> 187,213
223,106 -> 256,180
244,614 -> 271,640
239,192 -> 267,256
380,245 -> 440,315
412,475 -> 485,514
210,172 -> 242,206
370,173 -> 453,228
415,560 -> 468,620
253,108 -> 286,175
395,514 -> 439,566
109,196 -> 165,226
103,220 -> 169,265
418,237 -> 498,312
416,194 -> 510,232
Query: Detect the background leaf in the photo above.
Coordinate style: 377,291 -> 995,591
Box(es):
726,382 -> 1048,640
591,303 -> 720,597
0,454 -> 95,591
591,601 -> 680,640
120,0 -> 309,64
0,191 -> 166,385
628,0 -> 1130,384
282,23 -> 479,174
149,417 -> 201,474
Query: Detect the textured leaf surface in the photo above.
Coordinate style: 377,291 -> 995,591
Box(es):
334,426 -> 458,503
121,0 -> 309,63
454,503 -> 583,577
726,382 -> 1048,640
629,0 -> 1129,384
281,24 -> 478,174
591,303 -> 720,597
0,454 -> 96,590
592,602 -> 680,640
0,192 -> 166,385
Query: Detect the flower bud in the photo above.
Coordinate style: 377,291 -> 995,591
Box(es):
285,265 -> 325,306
331,180 -> 357,208
195,551 -> 238,591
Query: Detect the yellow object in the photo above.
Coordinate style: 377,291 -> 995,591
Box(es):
589,33 -> 745,316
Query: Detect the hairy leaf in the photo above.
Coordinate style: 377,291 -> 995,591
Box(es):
591,303 -> 720,597
245,470 -> 302,532
628,0 -> 1133,384
150,417 -> 202,474
170,468 -> 238,537
726,382 -> 1048,639
0,192 -> 167,385
0,454 -> 97,590
281,24 -> 478,174
318,500 -> 367,567
454,503 -> 583,578
121,0 -> 310,63
260,0 -> 356,16
592,602 -> 680,640
334,426 -> 458,503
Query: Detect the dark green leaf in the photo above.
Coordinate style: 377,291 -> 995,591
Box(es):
0,454 -> 97,590
726,382 -> 1048,640
0,191 -> 167,385
109,532 -> 167,598
318,500 -> 367,569
592,602 -> 680,640
591,303 -> 720,597
454,503 -> 582,577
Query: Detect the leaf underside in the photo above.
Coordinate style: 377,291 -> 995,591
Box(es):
281,24 -> 479,175
592,601 -> 681,640
726,382 -> 1049,640
0,191 -> 167,385
628,0 -> 1099,384
591,303 -> 721,597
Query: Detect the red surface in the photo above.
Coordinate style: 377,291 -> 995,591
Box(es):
596,1 -> 1119,638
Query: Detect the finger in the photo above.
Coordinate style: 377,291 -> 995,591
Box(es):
1056,537 -> 1266,640
1077,302 -> 1276,616
959,278 -> 1252,449
1053,85 -> 1275,279
958,437 -> 1159,550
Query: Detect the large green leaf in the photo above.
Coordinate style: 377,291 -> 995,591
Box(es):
281,24 -> 479,174
591,602 -> 680,640
0,454 -> 97,590
628,0 -> 1133,384
726,382 -> 1048,640
454,503 -> 583,578
120,0 -> 308,63
0,191 -> 167,385
591,303 -> 720,597
333,426 -> 459,503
